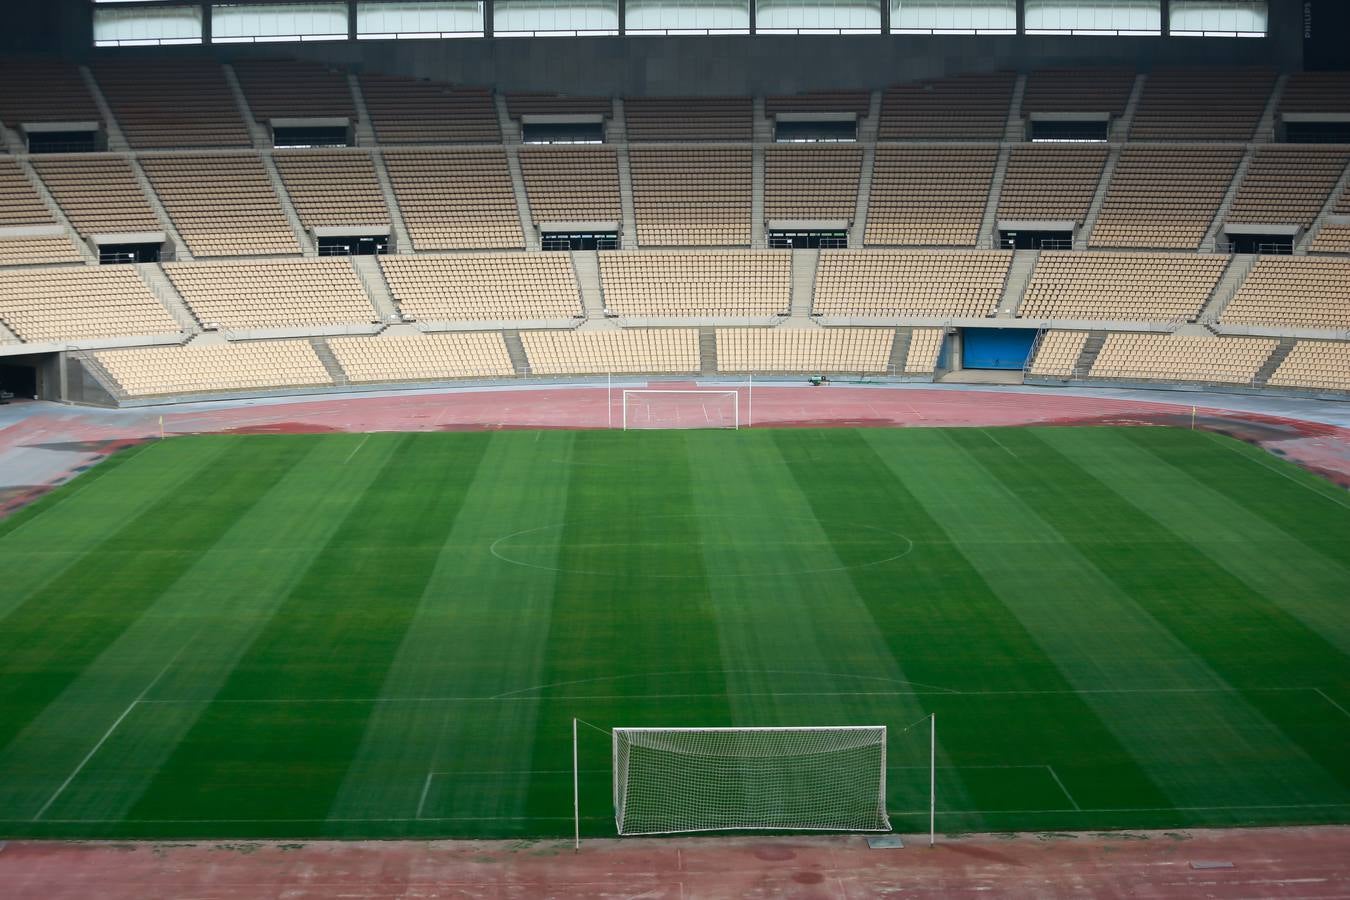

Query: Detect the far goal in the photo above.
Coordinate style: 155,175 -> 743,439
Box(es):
611,726 -> 891,835
621,390 -> 739,430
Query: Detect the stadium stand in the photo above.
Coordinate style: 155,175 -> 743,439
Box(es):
30,156 -> 160,236
597,251 -> 789,317
1089,333 -> 1277,384
1221,256 -> 1350,329
715,327 -> 893,373
1026,330 -> 1090,378
764,91 -> 871,116
358,74 -> 499,144
813,250 -> 1010,318
272,151 -> 390,228
0,159 -> 56,227
93,339 -> 331,397
1309,225 -> 1350,254
1267,340 -> 1350,392
1088,146 -> 1244,249
904,328 -> 945,372
1226,147 -> 1350,226
0,235 -> 84,267
1020,251 -> 1229,321
380,253 -> 581,321
328,332 -> 515,382
232,59 -> 356,122
1128,67 -> 1276,140
764,146 -> 864,221
139,154 -> 300,256
518,146 -> 623,223
1338,184 -> 1350,215
629,147 -> 752,246
1278,71 -> 1350,114
878,73 -> 1015,140
1020,68 -> 1134,116
0,59 -> 99,129
520,327 -> 700,375
504,93 -> 612,118
623,97 -> 753,141
381,149 -> 523,250
92,60 -> 252,149
0,265 -> 180,342
865,146 -> 998,246
162,258 -> 376,331
997,146 -> 1110,224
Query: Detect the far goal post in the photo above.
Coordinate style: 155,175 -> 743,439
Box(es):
621,389 -> 740,430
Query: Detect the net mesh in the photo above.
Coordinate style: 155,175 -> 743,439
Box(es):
622,391 -> 739,429
613,727 -> 890,834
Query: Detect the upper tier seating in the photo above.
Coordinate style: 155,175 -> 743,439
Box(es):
998,146 -> 1109,224
764,146 -> 863,221
598,251 -> 789,317
1026,330 -> 1090,378
1129,67 -> 1276,140
1020,68 -> 1134,116
629,147 -> 752,246
1278,72 -> 1350,114
715,327 -> 893,374
139,154 -> 299,256
0,159 -> 55,228
904,328 -> 945,373
1222,257 -> 1350,329
30,156 -> 160,237
1089,146 -> 1243,249
878,73 -> 1015,140
273,151 -> 390,228
1089,333 -> 1277,385
382,149 -> 523,250
0,236 -> 84,268
764,91 -> 871,115
505,93 -> 612,118
93,60 -> 252,148
1020,252 -> 1229,322
1267,341 -> 1350,392
1227,147 -> 1350,226
0,59 -> 99,128
328,332 -> 515,382
94,339 -> 331,397
233,59 -> 355,122
380,253 -> 582,321
520,328 -> 700,375
1309,225 -> 1350,254
813,250 -> 1010,317
865,146 -> 998,246
0,266 -> 179,342
359,75 -> 499,144
518,146 -> 623,224
1339,184 -> 1350,215
623,97 -> 752,141
162,258 -> 376,331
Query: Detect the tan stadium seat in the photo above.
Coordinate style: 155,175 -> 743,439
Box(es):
328,332 -> 515,382
905,328 -> 945,373
597,251 -> 789,317
518,146 -> 622,224
233,59 -> 356,122
382,149 -> 523,250
1227,147 -> 1350,227
1267,341 -> 1350,392
878,73 -> 1015,140
1090,146 -> 1244,249
0,236 -> 84,268
504,93 -> 612,118
1279,72 -> 1350,115
163,258 -> 376,331
629,147 -> 752,246
1222,257 -> 1350,329
623,97 -> 752,142
865,146 -> 998,246
813,250 -> 1011,317
273,151 -> 390,229
715,327 -> 893,374
764,146 -> 863,221
30,156 -> 160,237
359,74 -> 498,144
520,328 -> 700,375
1026,330 -> 1091,378
139,154 -> 299,256
92,60 -> 252,149
1129,67 -> 1276,140
0,58 -> 99,128
0,159 -> 56,228
1021,252 -> 1229,322
1089,333 -> 1277,384
1309,225 -> 1350,255
0,265 -> 179,342
1020,68 -> 1135,117
765,91 -> 871,116
94,339 -> 331,397
999,146 -> 1109,224
380,253 -> 582,321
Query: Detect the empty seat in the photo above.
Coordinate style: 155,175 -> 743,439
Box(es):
379,253 -> 582,321
233,59 -> 356,122
0,235 -> 84,268
163,258 -> 376,331
1309,224 -> 1350,255
1089,146 -> 1243,250
0,159 -> 56,228
764,146 -> 863,221
0,58 -> 99,129
1020,68 -> 1135,116
382,149 -> 522,250
1267,341 -> 1350,392
30,156 -> 160,237
1222,257 -> 1350,329
629,147 -> 752,246
1227,147 -> 1350,226
328,332 -> 515,382
624,97 -> 752,141
814,250 -> 1011,317
520,328 -> 700,375
715,327 -> 893,374
998,146 -> 1109,224
1089,333 -> 1277,384
1026,330 -> 1091,378
1021,252 -> 1229,322
359,74 -> 499,144
93,60 -> 252,148
0,265 -> 179,342
518,146 -> 622,224
879,73 -> 1015,140
866,146 -> 998,246
1129,67 -> 1276,140
904,328 -> 945,373
273,151 -> 390,228
94,339 -> 331,397
598,251 -> 790,317
139,154 -> 299,257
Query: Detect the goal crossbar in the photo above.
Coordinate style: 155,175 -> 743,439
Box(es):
621,389 -> 740,430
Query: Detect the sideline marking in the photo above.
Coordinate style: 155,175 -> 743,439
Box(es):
1046,765 -> 1081,811
1203,431 -> 1350,511
1314,688 -> 1350,721
343,433 -> 371,464
980,429 -> 1019,458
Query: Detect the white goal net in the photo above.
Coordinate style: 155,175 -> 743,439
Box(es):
621,390 -> 739,430
612,726 -> 891,835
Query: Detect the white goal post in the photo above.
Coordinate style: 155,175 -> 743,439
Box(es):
621,389 -> 740,430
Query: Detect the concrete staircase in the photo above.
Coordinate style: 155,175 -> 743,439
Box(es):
502,329 -> 531,375
1296,157 -> 1350,253
0,122 -> 24,154
16,159 -> 97,264
887,327 -> 912,376
503,146 -> 539,251
752,95 -> 773,142
136,262 -> 200,332
789,248 -> 819,318
1003,73 -> 1027,142
78,65 -> 130,152
607,98 -> 629,143
222,63 -> 271,149
1112,74 -> 1147,141
495,94 -> 522,143
351,254 -> 402,322
996,249 -> 1038,318
347,73 -> 379,147
698,326 -> 717,375
1076,145 -> 1121,249
1199,253 -> 1257,323
260,152 -> 317,256
1254,337 -> 1298,386
572,250 -> 607,319
616,143 -> 639,248
979,146 -> 1011,248
751,145 -> 766,248
1201,146 -> 1255,252
309,337 -> 349,386
0,319 -> 23,344
129,156 -> 193,260
1073,332 -> 1107,377
371,150 -> 415,254
1253,73 -> 1289,143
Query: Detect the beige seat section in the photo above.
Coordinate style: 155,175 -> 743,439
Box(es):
998,146 -> 1109,224
1021,252 -> 1228,322
813,250 -> 1011,317
273,151 -> 390,228
518,146 -> 622,224
623,97 -> 753,141
0,58 -> 99,128
94,340 -> 331,397
866,146 -> 998,246
505,93 -> 611,118
1222,257 -> 1350,329
1129,67 -> 1276,140
0,159 -> 55,228
1026,330 -> 1090,378
1020,68 -> 1134,117
715,327 -> 893,373
1089,333 -> 1276,384
328,332 -> 514,382
629,147 -> 752,246
1227,147 -> 1350,226
0,266 -> 179,342
1089,146 -> 1244,249
520,328 -> 700,375
382,149 -> 523,250
1309,225 -> 1350,254
764,91 -> 870,116
359,74 -> 498,144
380,253 -> 582,321
233,59 -> 356,121
93,60 -> 251,149
597,251 -> 789,317
30,156 -> 160,237
163,258 -> 375,331
0,236 -> 84,268
879,73 -> 1015,140
139,154 -> 300,256
904,328 -> 945,373
1267,341 -> 1350,392
764,146 -> 863,221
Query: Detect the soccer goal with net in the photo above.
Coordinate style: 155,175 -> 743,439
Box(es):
621,389 -> 740,430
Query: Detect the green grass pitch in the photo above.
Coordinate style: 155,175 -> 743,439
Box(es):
1,425 -> 1348,841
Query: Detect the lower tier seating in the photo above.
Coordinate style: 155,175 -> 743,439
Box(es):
1089,333 -> 1277,385
1267,341 -> 1350,392
598,251 -> 790,317
163,258 -> 377,331
93,340 -> 331,397
814,250 -> 1011,317
1309,225 -> 1350,254
1026,330 -> 1090,378
520,328 -> 700,375
0,235 -> 83,267
380,254 -> 582,321
904,328 -> 945,373
715,327 -> 893,374
1222,257 -> 1350,329
0,266 -> 179,343
1020,252 -> 1229,322
328,332 -> 515,382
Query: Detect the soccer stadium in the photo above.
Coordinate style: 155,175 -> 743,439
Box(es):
0,0 -> 1348,894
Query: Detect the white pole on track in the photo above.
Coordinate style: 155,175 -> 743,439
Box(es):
929,713 -> 936,847
573,717 -> 581,851
748,373 -> 753,428
607,372 -> 612,430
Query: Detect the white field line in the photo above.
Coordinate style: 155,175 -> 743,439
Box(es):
980,429 -> 1019,458
415,772 -> 435,819
1314,688 -> 1350,721
1204,431 -> 1350,511
1046,765 -> 1082,811
343,433 -> 370,464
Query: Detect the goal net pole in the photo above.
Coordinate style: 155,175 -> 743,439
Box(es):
573,717 -> 581,852
930,713 -> 936,847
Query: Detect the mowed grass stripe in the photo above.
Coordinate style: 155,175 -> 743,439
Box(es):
0,437 -> 311,758
124,433 -> 493,824
985,428 -> 1350,799
780,429 -> 1170,824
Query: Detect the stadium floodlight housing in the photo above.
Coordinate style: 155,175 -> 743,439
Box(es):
621,389 -> 740,430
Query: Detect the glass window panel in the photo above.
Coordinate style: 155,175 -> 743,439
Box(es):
627,0 -> 750,31
1025,0 -> 1161,32
211,3 -> 348,40
494,0 -> 619,33
1170,0 -> 1267,34
93,5 -> 203,44
758,0 -> 881,32
892,1 -> 1014,33
357,0 -> 483,36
